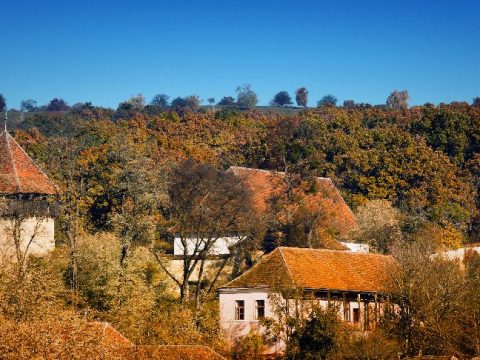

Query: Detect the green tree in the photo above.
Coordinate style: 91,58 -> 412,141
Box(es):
236,84 -> 258,109
218,96 -> 236,106
151,94 -> 170,107
20,99 -> 38,112
317,95 -> 337,107
46,98 -> 69,111
285,306 -> 340,360
473,97 -> 480,107
271,91 -> 293,106
295,87 -> 308,107
0,94 -> 6,112
343,99 -> 356,109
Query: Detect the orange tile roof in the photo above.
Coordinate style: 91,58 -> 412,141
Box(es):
229,166 -> 357,238
221,247 -> 396,293
130,345 -> 226,360
0,131 -> 58,195
86,322 -> 133,347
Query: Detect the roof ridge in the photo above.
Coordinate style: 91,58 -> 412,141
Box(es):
4,131 -> 21,192
278,247 -> 297,287
277,246 -> 393,258
6,132 -> 59,193
229,165 -> 334,182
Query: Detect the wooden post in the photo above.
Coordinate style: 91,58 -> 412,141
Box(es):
357,293 -> 361,329
364,300 -> 369,331
342,292 -> 346,321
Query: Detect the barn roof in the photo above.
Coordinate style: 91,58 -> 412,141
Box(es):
220,247 -> 396,293
0,130 -> 58,195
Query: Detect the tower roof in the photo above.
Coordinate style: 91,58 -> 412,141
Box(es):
0,130 -> 58,195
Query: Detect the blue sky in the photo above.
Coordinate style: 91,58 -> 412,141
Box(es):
1,0 -> 479,108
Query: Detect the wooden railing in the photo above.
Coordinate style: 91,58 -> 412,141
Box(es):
0,199 -> 59,217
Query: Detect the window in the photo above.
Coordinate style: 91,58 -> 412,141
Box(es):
343,301 -> 350,322
235,300 -> 245,320
353,308 -> 360,323
255,300 -> 265,320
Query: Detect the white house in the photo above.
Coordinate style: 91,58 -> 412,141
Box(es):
218,247 -> 395,355
0,128 -> 59,260
340,242 -> 370,253
433,243 -> 480,269
173,236 -> 241,257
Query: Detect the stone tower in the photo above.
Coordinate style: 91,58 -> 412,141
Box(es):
0,127 -> 58,259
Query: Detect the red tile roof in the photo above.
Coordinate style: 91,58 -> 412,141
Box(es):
221,247 -> 396,293
229,167 -> 357,238
0,131 -> 58,195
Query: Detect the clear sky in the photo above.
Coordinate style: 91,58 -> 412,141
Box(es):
1,0 -> 479,109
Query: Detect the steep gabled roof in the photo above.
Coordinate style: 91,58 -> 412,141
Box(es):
0,131 -> 58,195
229,166 -> 357,238
221,247 -> 396,293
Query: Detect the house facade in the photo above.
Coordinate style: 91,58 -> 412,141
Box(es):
218,247 -> 395,355
0,128 -> 58,260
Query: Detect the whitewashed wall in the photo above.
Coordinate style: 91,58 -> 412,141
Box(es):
219,288 -> 284,354
219,288 -> 376,355
173,236 -> 241,256
0,217 -> 55,259
340,242 -> 370,253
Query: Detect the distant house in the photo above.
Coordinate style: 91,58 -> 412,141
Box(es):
168,235 -> 246,288
433,243 -> 480,270
340,241 -> 370,253
218,247 -> 395,355
228,166 -> 357,250
0,129 -> 59,260
173,235 -> 241,257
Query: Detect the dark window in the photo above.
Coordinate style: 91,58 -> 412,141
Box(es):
255,300 -> 265,320
235,300 -> 245,320
353,308 -> 360,322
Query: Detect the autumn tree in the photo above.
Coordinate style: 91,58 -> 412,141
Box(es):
152,159 -> 255,305
386,90 -> 409,109
473,97 -> 480,107
295,87 -> 308,107
350,200 -> 402,254
236,84 -> 258,109
271,91 -> 293,107
385,239 -> 480,357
